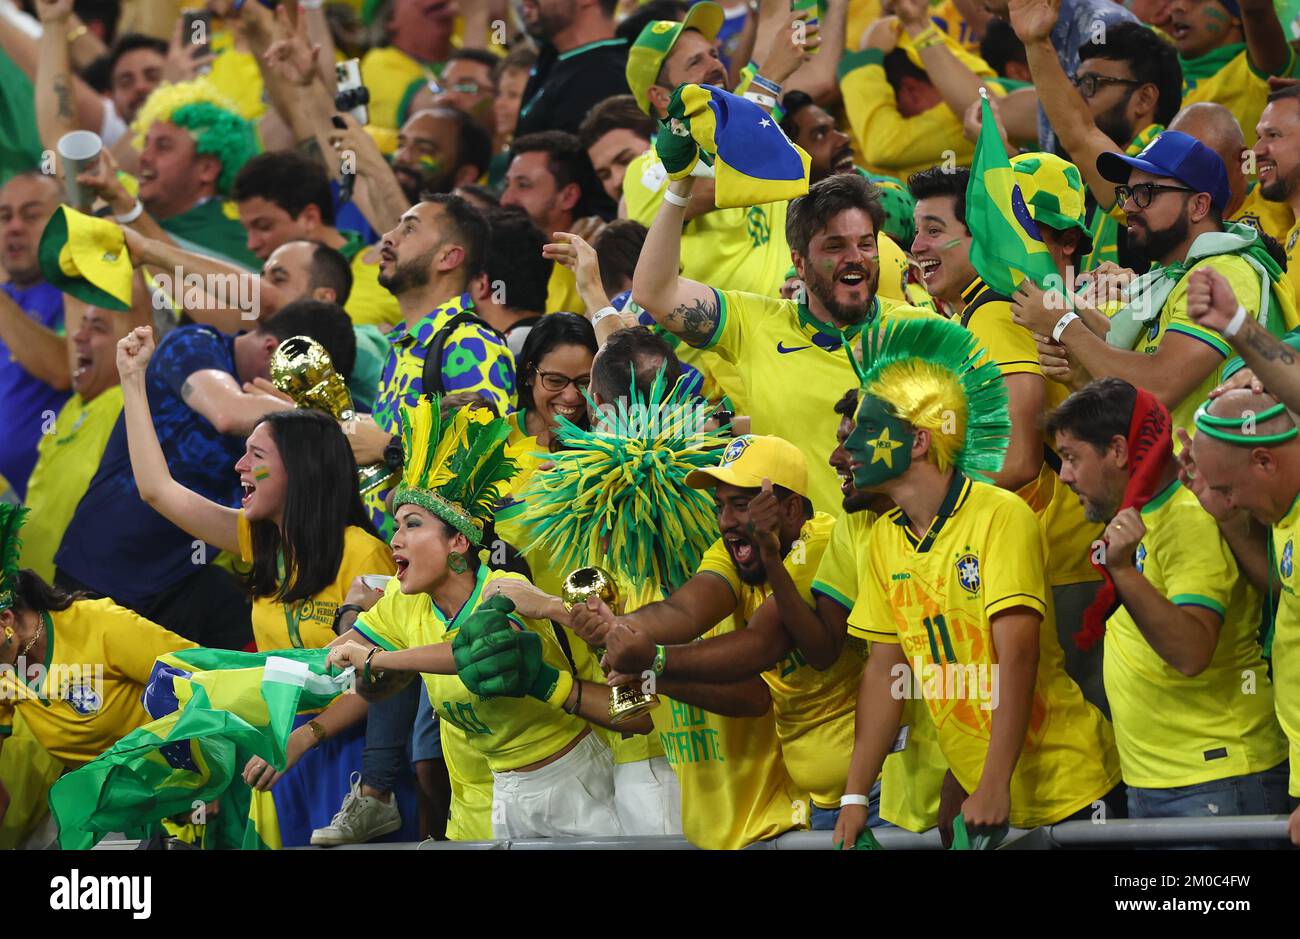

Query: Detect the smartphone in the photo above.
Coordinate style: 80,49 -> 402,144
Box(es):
182,9 -> 212,56
360,574 -> 391,591
335,58 -> 370,126
790,0 -> 820,53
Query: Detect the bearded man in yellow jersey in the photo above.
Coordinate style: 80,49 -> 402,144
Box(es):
1255,85 -> 1300,310
634,172 -> 935,516
835,316 -> 1120,849
1049,378 -> 1287,827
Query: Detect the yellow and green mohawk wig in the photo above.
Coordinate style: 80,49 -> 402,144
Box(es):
855,316 -> 1011,482
514,369 -> 727,593
392,395 -> 518,545
0,504 -> 29,613
131,80 -> 259,195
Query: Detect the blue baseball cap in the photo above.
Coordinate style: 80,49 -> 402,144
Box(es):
1096,130 -> 1231,212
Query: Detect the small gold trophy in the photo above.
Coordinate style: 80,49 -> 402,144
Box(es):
561,566 -> 659,724
270,336 -> 394,496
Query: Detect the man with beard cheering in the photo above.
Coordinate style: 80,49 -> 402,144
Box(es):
1011,130 -> 1298,443
633,173 -> 936,515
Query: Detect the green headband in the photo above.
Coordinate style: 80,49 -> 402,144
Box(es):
1193,401 -> 1299,446
391,486 -> 483,546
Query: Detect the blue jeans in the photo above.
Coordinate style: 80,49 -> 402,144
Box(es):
1126,762 -> 1290,849
410,686 -> 443,762
360,678 -> 421,794
811,779 -> 894,831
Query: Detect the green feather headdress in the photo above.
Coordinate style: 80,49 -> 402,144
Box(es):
391,395 -> 518,545
514,370 -> 727,592
0,504 -> 29,613
853,316 -> 1010,482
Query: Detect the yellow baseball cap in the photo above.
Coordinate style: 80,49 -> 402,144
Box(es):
37,206 -> 133,311
626,1 -> 726,115
685,434 -> 809,498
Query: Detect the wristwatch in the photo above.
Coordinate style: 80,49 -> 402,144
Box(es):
307,720 -> 327,743
332,603 -> 365,634
383,434 -> 404,473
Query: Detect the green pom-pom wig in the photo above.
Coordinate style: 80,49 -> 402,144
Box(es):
131,81 -> 259,195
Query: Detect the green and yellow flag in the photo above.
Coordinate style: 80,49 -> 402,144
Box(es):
49,648 -> 350,850
966,95 -> 1058,296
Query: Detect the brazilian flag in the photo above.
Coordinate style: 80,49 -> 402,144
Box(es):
49,648 -> 350,850
966,95 -> 1058,296
659,84 -> 811,209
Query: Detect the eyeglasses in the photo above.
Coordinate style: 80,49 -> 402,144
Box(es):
1114,182 -> 1198,209
427,79 -> 490,95
1070,73 -> 1141,98
536,370 -> 591,392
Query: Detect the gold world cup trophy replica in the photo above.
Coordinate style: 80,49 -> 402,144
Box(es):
561,566 -> 659,723
270,336 -> 394,496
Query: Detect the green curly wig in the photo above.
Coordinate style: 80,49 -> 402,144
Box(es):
131,81 -> 259,194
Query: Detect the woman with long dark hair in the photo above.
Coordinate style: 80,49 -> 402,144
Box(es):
0,505 -> 195,845
116,326 -> 400,847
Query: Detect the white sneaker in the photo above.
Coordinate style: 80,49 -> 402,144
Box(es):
310,773 -> 401,846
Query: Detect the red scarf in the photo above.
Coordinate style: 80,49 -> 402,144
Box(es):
1076,388 -> 1173,651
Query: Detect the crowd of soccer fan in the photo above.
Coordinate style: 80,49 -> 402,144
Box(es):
2,0 -> 1300,851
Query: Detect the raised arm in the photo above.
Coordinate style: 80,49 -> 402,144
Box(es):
1010,0 -> 1123,209
630,176 -> 723,346
33,0 -> 106,156
182,369 -> 294,437
1241,0 -> 1292,78
116,326 -> 241,554
568,571 -> 739,651
0,289 -> 70,391
833,640 -> 907,848
784,0 -> 847,106
896,0 -> 995,121
124,227 -> 262,330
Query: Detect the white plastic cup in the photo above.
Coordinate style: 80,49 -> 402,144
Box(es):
57,130 -> 104,212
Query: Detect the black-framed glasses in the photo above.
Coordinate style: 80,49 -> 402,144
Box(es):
1115,182 -> 1198,208
1070,73 -> 1142,98
536,370 -> 591,392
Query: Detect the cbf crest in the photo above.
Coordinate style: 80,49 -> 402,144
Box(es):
64,679 -> 102,715
723,436 -> 751,464
1283,539 -> 1294,579
956,553 -> 981,595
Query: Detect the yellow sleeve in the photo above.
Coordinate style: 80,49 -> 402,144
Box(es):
847,520 -> 902,643
696,287 -> 754,360
1166,257 -> 1261,358
236,510 -> 253,564
0,696 -> 12,738
354,585 -> 411,651
97,603 -> 197,685
839,50 -> 967,172
788,514 -> 835,605
811,513 -> 863,611
965,299 -> 1043,377
983,496 -> 1048,619
623,150 -> 668,228
696,537 -> 742,601
1154,500 -> 1236,617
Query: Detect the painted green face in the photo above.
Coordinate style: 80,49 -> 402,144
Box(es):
845,393 -> 914,488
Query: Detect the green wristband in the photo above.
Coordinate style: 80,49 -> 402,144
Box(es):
652,644 -> 667,677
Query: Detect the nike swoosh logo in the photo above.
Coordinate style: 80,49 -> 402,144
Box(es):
777,342 -> 812,354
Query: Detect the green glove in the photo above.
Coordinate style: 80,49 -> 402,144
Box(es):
654,117 -> 700,180
456,628 -> 537,698
452,595 -> 519,695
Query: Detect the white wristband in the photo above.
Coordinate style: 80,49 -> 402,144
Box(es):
1051,310 -> 1079,342
662,188 -> 690,208
1222,304 -> 1248,339
591,306 -> 619,327
113,200 -> 144,224
839,793 -> 869,807
743,90 -> 777,110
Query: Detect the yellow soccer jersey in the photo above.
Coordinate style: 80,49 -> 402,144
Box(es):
237,514 -> 395,652
354,567 -> 590,772
623,149 -> 791,298
546,262 -> 584,315
959,279 -> 1103,584
360,46 -> 435,131
1285,221 -> 1300,314
1134,254 -> 1298,442
347,247 -> 403,330
852,474 -> 1121,827
20,387 -> 123,582
700,289 -> 936,516
1104,480 -> 1286,788
653,615 -> 805,849
1270,492 -> 1300,795
1182,45 -> 1293,149
0,599 -> 195,767
440,719 -> 496,841
697,513 -> 858,808
813,509 -> 947,832
1232,182 -> 1294,245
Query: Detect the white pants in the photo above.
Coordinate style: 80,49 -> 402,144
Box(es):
614,756 -> 682,836
491,732 -> 623,839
